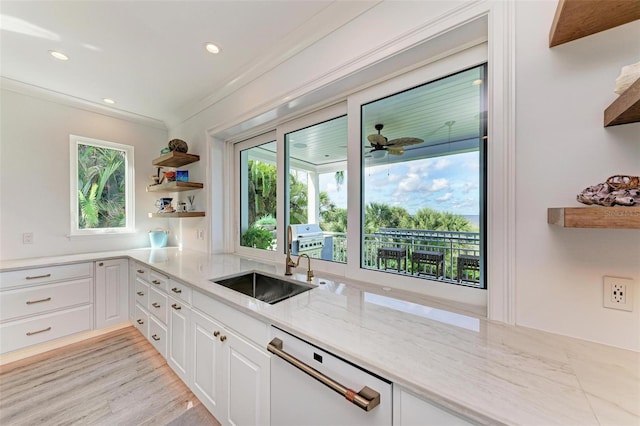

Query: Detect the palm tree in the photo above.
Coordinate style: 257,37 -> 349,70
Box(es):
77,145 -> 125,229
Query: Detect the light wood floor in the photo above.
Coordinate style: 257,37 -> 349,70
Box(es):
0,327 -> 220,426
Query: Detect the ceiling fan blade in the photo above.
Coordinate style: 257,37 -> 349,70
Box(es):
367,134 -> 387,145
386,137 -> 423,147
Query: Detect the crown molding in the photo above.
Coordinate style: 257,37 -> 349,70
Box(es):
1,77 -> 167,131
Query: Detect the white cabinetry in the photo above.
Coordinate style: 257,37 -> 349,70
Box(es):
132,263 -> 170,357
168,295 -> 191,384
95,258 -> 129,329
191,290 -> 270,426
0,263 -> 93,355
393,387 -> 474,426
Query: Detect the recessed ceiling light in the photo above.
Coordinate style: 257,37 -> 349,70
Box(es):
205,42 -> 220,54
293,143 -> 307,148
472,79 -> 483,86
49,50 -> 69,61
103,98 -> 116,105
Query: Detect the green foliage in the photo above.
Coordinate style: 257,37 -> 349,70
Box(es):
241,226 -> 274,250
247,160 -> 277,226
255,214 -> 276,228
77,144 -> 126,229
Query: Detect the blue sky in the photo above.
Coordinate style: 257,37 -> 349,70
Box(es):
319,151 -> 479,215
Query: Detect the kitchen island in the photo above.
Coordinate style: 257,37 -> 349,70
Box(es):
1,247 -> 638,425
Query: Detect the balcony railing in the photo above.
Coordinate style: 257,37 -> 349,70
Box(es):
326,228 -> 482,288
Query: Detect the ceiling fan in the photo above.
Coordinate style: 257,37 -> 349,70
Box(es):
365,124 -> 423,158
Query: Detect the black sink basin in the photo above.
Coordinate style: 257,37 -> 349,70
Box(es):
211,272 -> 313,304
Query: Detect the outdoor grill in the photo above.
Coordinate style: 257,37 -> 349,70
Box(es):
290,223 -> 325,258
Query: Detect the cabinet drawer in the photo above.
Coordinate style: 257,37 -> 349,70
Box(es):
0,263 -> 93,290
0,305 -> 93,355
135,264 -> 150,282
0,278 -> 92,322
148,315 -> 167,358
168,279 -> 192,304
134,278 -> 149,308
193,290 -> 268,346
149,286 -> 168,324
149,270 -> 168,292
134,304 -> 149,338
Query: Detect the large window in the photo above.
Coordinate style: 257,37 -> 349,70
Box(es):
360,65 -> 487,288
232,57 -> 487,295
70,135 -> 134,235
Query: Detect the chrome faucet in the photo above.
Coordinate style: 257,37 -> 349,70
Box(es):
284,225 -> 314,281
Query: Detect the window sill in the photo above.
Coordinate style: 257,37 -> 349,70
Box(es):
66,230 -> 138,240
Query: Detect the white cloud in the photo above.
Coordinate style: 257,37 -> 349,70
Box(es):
398,173 -> 423,192
427,178 -> 449,192
435,192 -> 452,202
462,181 -> 479,194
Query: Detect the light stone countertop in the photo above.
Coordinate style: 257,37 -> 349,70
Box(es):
1,248 -> 638,425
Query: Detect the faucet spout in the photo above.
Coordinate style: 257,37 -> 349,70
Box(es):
297,253 -> 314,282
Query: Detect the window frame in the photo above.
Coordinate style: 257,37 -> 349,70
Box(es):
229,46 -> 488,307
233,131 -> 280,261
69,135 -> 135,236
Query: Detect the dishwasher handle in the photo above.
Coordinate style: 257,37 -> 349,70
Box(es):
267,337 -> 381,412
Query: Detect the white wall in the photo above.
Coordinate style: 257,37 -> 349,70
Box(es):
514,3 -> 640,350
169,1 -> 639,350
0,89 -> 168,260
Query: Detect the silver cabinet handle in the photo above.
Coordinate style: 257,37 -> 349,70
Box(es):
136,291 -> 144,296
98,262 -> 104,266
137,269 -> 145,274
26,297 -> 52,305
26,273 -> 51,280
137,319 -> 144,325
171,287 -> 182,294
152,280 -> 161,285
152,302 -> 160,308
171,303 -> 181,310
152,334 -> 160,341
26,326 -> 51,336
267,338 -> 381,412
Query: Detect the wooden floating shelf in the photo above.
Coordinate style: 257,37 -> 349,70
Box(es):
549,0 -> 640,47
152,151 -> 200,168
146,181 -> 204,192
604,77 -> 640,127
148,211 -> 206,218
548,206 -> 640,229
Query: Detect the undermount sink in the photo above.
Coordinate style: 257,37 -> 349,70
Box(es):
211,272 -> 313,305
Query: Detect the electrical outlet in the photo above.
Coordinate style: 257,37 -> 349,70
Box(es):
22,232 -> 33,244
197,229 -> 205,240
603,276 -> 634,312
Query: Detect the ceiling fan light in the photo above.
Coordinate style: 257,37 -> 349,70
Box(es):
371,150 -> 387,159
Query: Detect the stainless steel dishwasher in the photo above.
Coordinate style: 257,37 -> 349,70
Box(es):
268,326 -> 392,425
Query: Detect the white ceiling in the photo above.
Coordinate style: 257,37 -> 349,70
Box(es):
0,1 -> 377,128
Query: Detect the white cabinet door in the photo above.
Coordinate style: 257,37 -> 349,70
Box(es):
393,387 -> 474,426
168,296 -> 191,384
223,329 -> 270,426
95,259 -> 129,329
191,310 -> 224,420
